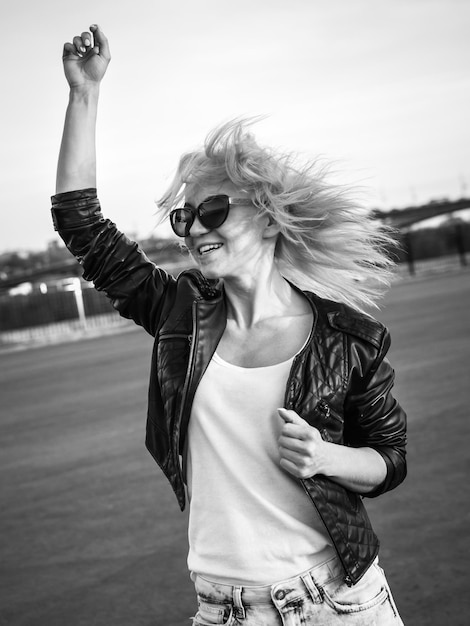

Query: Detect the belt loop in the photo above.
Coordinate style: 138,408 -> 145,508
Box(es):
233,586 -> 246,620
301,572 -> 322,604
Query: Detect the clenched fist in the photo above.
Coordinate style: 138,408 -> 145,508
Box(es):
278,408 -> 329,479
62,24 -> 111,89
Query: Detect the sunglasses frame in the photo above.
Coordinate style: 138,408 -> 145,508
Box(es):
169,194 -> 252,237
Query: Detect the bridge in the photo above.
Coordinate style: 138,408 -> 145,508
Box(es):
372,198 -> 470,229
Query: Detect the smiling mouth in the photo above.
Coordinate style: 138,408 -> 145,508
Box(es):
197,243 -> 223,256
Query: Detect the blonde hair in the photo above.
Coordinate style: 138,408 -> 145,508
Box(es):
157,119 -> 397,312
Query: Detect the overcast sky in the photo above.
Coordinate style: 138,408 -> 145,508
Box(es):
1,0 -> 469,253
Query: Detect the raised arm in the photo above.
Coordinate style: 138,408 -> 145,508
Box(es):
56,24 -> 111,193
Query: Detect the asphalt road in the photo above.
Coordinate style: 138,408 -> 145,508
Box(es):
1,269 -> 469,625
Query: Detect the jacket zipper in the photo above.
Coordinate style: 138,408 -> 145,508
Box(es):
284,366 -> 353,586
159,332 -> 192,342
175,301 -> 199,488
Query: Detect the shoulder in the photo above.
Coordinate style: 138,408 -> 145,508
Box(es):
305,291 -> 388,351
175,268 -> 222,300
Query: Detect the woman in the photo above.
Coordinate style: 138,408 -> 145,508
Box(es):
52,25 -> 407,625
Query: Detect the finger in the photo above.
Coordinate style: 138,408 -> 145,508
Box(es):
278,408 -> 307,426
279,434 -> 306,452
62,42 -> 78,59
280,448 -> 314,479
280,423 -> 309,441
72,35 -> 87,55
81,31 -> 92,50
279,457 -> 303,478
90,24 -> 111,60
279,446 -> 304,466
278,408 -> 295,423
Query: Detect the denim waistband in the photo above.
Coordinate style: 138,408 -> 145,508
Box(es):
192,556 -> 344,607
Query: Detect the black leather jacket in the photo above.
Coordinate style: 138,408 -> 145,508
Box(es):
51,188 -> 407,586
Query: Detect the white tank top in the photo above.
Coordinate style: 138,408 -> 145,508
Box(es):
186,350 -> 335,585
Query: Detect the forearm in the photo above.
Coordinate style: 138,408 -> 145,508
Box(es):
278,408 -> 388,493
56,86 -> 100,194
322,443 -> 387,494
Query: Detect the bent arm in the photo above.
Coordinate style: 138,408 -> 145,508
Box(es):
279,329 -> 407,496
52,27 -> 176,336
279,409 -> 388,494
342,332 -> 407,497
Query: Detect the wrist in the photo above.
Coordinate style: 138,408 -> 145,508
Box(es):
318,440 -> 336,477
68,83 -> 100,103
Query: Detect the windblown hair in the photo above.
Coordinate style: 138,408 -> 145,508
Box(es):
157,119 -> 397,312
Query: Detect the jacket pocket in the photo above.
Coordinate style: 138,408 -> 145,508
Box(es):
315,398 -> 344,423
313,398 -> 344,443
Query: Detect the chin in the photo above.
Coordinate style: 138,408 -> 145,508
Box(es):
200,268 -> 220,280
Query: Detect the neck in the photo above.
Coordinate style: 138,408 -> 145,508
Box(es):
222,263 -> 296,328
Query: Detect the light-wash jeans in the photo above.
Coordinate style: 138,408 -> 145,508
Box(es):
190,556 -> 404,625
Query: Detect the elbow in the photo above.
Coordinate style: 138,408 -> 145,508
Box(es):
364,445 -> 407,498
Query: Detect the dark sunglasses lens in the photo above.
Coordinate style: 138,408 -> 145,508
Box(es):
199,196 -> 230,230
170,208 -> 193,237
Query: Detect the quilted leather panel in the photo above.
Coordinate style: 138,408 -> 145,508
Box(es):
302,476 -> 379,584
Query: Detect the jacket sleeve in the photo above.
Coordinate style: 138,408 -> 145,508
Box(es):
343,325 -> 407,498
50,188 -> 176,337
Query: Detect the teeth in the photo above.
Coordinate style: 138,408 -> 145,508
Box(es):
198,243 -> 222,255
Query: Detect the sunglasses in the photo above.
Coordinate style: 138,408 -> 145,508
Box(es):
169,194 -> 252,237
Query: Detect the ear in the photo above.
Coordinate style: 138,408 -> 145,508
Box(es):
262,214 -> 281,240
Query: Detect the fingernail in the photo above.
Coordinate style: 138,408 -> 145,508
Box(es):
80,46 -> 86,52
84,39 -> 91,46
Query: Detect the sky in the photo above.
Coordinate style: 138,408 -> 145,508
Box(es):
0,0 -> 469,253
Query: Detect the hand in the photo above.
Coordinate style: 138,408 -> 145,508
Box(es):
62,24 -> 111,89
278,408 -> 328,479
